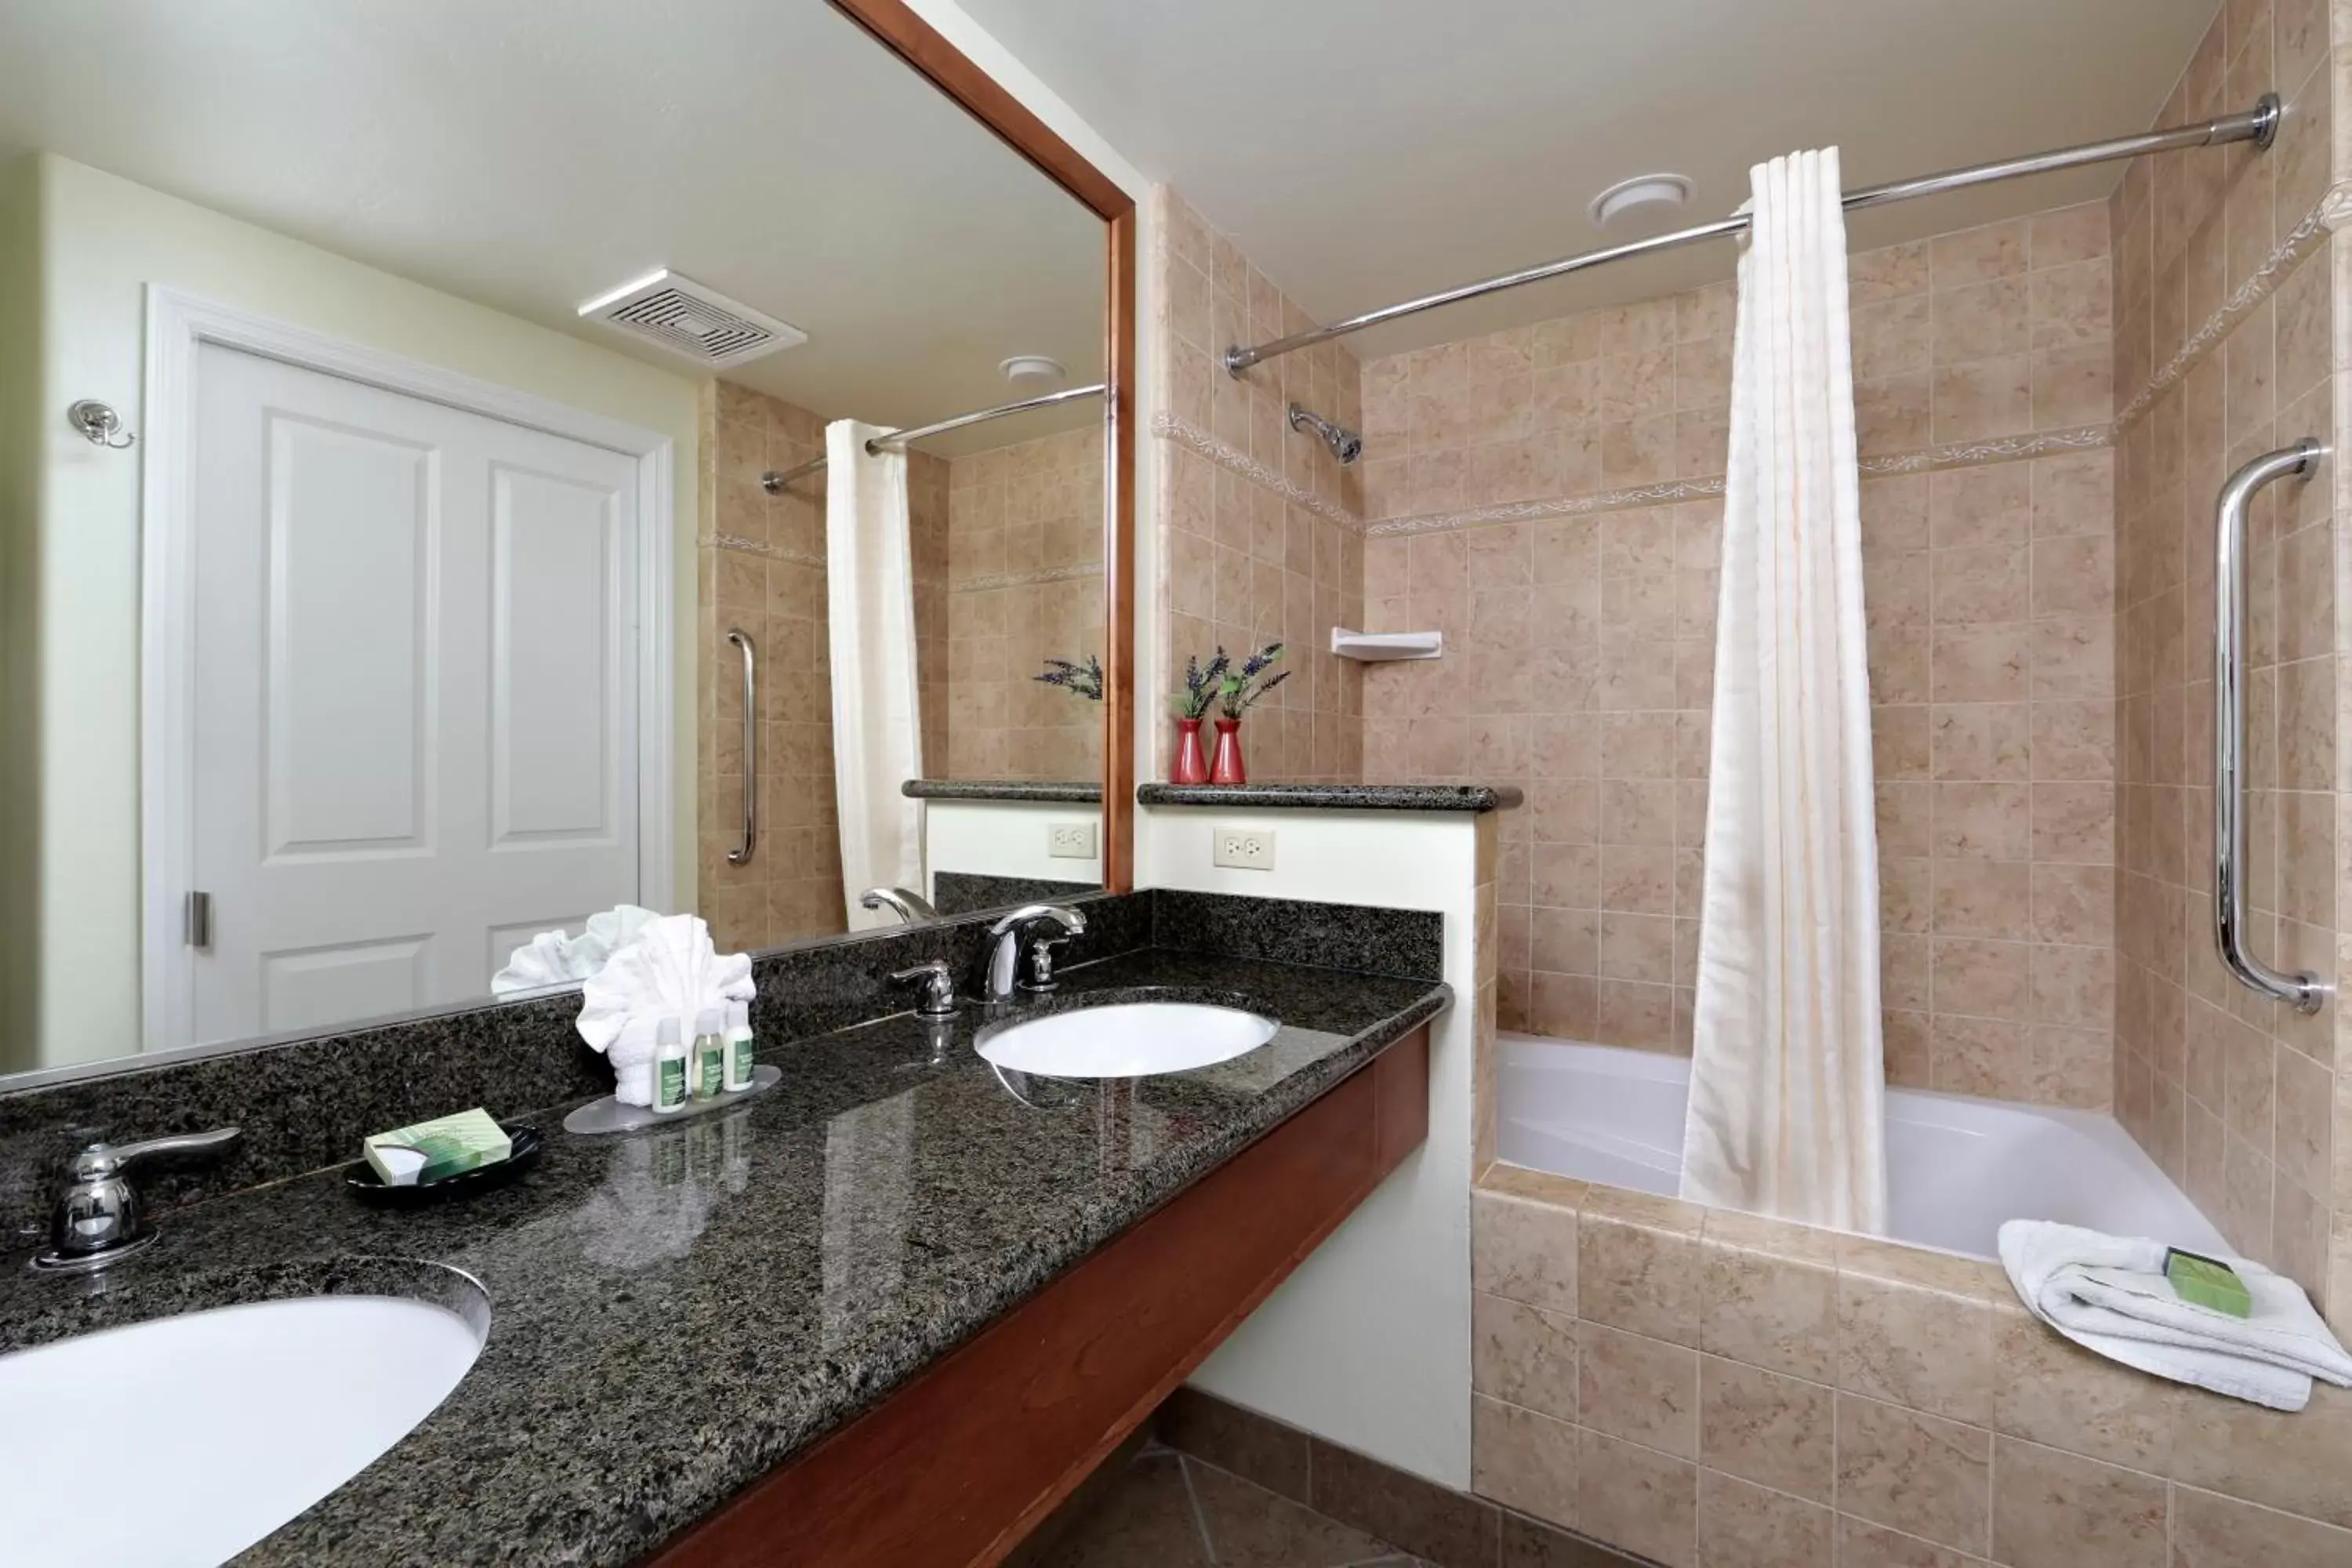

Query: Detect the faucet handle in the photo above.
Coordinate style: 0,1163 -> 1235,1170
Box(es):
889,960 -> 960,1018
41,1126 -> 241,1272
1022,934 -> 1073,993
71,1126 -> 242,1179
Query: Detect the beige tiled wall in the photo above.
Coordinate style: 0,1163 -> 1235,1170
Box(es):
1451,9 -> 2352,1566
1360,211 -> 2119,1108
2107,0 -> 2343,1316
1471,1163 -> 2352,1568
910,449 -> 951,782
942,426 -> 1105,781
696,381 -> 850,953
1152,187 -> 1367,784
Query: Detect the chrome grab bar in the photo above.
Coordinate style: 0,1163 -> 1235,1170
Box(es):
2214,440 -> 2327,1014
726,628 -> 757,866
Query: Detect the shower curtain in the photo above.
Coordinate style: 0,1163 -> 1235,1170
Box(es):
824,419 -> 926,931
1682,148 -> 1888,1234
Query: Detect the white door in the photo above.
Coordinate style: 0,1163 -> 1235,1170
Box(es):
183,342 -> 641,1046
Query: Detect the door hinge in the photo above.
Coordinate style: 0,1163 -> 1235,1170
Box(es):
184,891 -> 212,950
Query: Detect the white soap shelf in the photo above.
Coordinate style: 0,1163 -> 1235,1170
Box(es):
1330,627 -> 1444,662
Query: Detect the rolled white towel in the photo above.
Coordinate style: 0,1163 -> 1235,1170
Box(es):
605,1014 -> 659,1109
1998,1219 -> 2352,1411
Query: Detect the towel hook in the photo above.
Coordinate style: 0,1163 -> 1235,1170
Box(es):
67,400 -> 136,449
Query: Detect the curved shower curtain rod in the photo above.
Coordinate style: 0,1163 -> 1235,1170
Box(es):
761,382 -> 1105,492
1225,94 -> 2283,376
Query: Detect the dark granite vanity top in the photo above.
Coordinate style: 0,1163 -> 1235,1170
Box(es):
0,947 -> 1445,1567
902,778 -> 1105,803
1138,782 -> 1522,812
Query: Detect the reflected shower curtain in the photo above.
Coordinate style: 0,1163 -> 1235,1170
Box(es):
824,419 -> 925,931
1682,149 -> 1887,1234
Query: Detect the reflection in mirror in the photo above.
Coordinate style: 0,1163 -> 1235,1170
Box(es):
0,1 -> 1116,1076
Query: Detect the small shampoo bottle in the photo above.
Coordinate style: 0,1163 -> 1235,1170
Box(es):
653,1016 -> 688,1114
724,999 -> 756,1091
691,1008 -> 726,1102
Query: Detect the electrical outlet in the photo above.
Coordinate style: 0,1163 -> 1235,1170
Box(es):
1213,826 -> 1276,871
1047,820 -> 1098,859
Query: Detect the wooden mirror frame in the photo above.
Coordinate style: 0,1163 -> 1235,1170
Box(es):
829,0 -> 1136,892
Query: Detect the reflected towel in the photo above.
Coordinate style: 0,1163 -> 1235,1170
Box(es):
491,904 -> 661,996
1998,1218 -> 2352,1411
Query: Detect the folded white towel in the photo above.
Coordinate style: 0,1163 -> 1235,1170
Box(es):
575,913 -> 755,1105
1998,1219 -> 2352,1411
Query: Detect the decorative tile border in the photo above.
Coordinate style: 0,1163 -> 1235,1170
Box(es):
1364,477 -> 1726,539
1150,410 -> 1363,532
2114,179 -> 2352,432
949,561 -> 1105,594
1854,424 -> 2116,474
706,532 -> 1102,597
1360,426 -> 2117,539
702,532 -> 824,568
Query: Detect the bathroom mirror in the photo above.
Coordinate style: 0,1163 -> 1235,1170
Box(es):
0,0 -> 1136,1077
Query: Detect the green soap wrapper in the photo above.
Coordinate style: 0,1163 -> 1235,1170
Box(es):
365,1107 -> 512,1186
2165,1247 -> 2252,1318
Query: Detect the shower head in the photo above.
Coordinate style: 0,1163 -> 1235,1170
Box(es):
1287,401 -> 1364,466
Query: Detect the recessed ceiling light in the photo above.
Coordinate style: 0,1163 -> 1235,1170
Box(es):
1588,173 -> 1695,232
1000,354 -> 1067,387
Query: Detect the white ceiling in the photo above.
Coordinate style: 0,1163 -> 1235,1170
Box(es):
0,0 -> 1106,453
958,0 -> 2221,359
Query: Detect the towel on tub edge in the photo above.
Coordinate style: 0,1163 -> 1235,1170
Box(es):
1998,1218 -> 2352,1411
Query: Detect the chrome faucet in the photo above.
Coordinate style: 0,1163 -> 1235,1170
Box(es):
37,1126 -> 241,1272
982,904 -> 1088,1000
860,886 -> 938,925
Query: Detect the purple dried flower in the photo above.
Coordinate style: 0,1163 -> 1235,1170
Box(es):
1213,644 -> 1289,718
1035,655 -> 1104,701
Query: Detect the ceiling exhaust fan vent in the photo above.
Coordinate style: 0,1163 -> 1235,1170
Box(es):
576,270 -> 805,368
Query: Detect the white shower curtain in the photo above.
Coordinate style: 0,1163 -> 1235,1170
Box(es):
1681,149 -> 1888,1234
824,419 -> 925,931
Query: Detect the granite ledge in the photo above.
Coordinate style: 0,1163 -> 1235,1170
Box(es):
904,779 -> 1104,804
1137,783 -> 1521,813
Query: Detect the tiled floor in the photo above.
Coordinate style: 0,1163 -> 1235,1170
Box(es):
1034,1445 -> 1436,1567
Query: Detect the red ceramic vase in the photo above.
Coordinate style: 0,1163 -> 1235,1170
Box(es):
1209,717 -> 1247,785
1171,718 -> 1210,785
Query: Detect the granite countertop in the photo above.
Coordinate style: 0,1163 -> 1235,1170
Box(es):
0,949 -> 1445,1567
902,779 -> 1105,803
1138,782 -> 1523,812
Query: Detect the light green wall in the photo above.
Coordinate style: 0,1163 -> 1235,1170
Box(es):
0,156 -> 45,1070
18,153 -> 703,1068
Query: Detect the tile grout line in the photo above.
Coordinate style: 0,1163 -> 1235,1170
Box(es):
1174,1450 -> 1221,1566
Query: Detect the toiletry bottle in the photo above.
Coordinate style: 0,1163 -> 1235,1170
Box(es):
653,1016 -> 688,1114
724,999 -> 756,1091
691,1007 -> 726,1102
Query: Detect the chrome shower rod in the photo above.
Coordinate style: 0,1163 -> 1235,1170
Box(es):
762,382 -> 1106,491
1224,94 -> 2282,376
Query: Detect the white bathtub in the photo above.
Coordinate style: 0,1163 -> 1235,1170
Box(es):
1497,1034 -> 2227,1261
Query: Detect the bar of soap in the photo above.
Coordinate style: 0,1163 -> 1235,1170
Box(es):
2165,1247 -> 2253,1318
365,1108 -> 512,1187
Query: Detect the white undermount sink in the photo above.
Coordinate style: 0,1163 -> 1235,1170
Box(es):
0,1292 -> 486,1568
977,1001 -> 1279,1079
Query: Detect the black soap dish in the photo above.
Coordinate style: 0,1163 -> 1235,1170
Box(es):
344,1123 -> 543,1207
